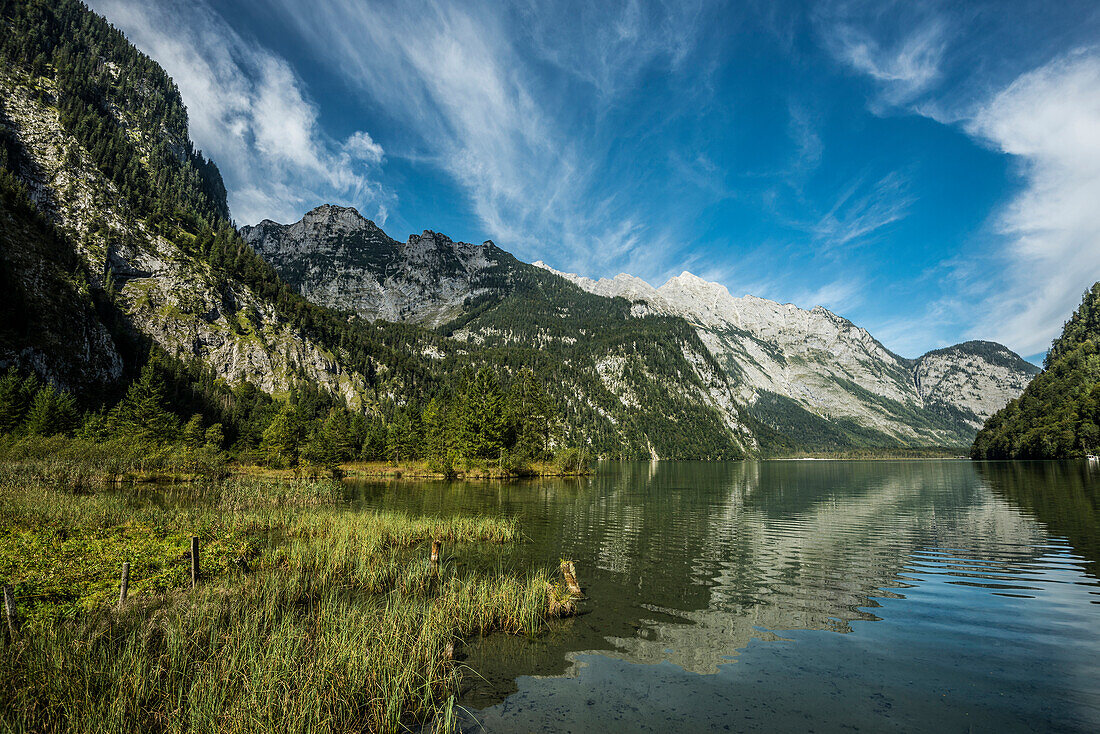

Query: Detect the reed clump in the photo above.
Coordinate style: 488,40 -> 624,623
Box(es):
0,464 -> 571,733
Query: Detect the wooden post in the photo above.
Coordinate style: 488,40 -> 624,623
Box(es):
560,560 -> 582,597
191,536 -> 200,589
118,561 -> 130,608
3,585 -> 17,637
431,539 -> 442,572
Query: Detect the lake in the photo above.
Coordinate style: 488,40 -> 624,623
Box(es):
347,460 -> 1100,733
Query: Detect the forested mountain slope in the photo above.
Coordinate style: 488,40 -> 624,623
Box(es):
537,264 -> 1038,450
972,283 -> 1100,459
0,0 -> 748,460
244,206 -> 753,458
245,202 -> 1037,452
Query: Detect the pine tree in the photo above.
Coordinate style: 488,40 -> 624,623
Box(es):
110,361 -> 179,444
360,418 -> 387,461
24,384 -> 78,436
506,367 -> 554,460
386,410 -> 421,463
0,368 -> 29,434
260,404 -> 304,467
204,423 -> 224,450
181,413 -> 204,448
421,398 -> 451,461
459,368 -> 506,460
321,409 -> 355,463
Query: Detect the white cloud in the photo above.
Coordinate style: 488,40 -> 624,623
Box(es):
965,51 -> 1100,355
793,278 -> 865,315
832,21 -> 945,104
811,171 -> 912,250
344,132 -> 385,166
87,0 -> 392,225
818,0 -> 948,112
820,2 -> 1100,357
259,0 -> 709,276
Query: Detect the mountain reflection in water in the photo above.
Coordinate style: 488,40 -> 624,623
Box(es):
346,460 -> 1100,733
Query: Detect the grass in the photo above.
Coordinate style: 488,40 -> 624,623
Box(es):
337,458 -> 589,480
0,464 -> 575,733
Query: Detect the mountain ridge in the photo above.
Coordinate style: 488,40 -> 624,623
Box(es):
243,206 -> 1039,451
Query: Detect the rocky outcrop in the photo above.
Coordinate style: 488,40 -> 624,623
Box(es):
536,263 -> 1039,446
0,70 -> 370,406
242,206 -> 506,327
913,341 -> 1037,425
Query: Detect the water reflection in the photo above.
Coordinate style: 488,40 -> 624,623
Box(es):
347,460 -> 1100,732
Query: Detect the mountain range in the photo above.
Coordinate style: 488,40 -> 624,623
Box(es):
242,205 -> 1038,453
0,0 -> 1038,459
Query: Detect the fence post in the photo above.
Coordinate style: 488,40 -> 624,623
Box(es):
118,561 -> 130,607
560,560 -> 582,597
3,585 -> 17,638
431,539 -> 442,574
191,536 -> 200,589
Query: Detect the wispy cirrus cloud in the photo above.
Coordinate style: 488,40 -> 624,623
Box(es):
811,171 -> 912,250
964,51 -> 1100,356
817,1 -> 949,110
87,0 -> 393,225
255,0 -> 711,276
819,0 -> 1100,357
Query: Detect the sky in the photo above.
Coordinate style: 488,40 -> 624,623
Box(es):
86,0 -> 1100,362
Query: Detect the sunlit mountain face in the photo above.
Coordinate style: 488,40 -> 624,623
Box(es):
89,0 -> 1100,365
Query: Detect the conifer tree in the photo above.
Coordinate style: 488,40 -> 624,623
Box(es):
181,413 -> 204,448
260,404 -> 304,467
386,410 -> 421,463
204,423 -> 225,450
0,368 -> 29,434
24,384 -> 78,436
459,368 -> 506,460
110,361 -> 179,444
421,397 -> 451,461
506,367 -> 554,459
321,409 -> 355,463
360,418 -> 387,461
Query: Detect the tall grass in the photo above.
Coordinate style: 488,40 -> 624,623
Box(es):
0,465 -> 571,733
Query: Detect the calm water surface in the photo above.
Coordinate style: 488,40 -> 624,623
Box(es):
347,460 -> 1100,733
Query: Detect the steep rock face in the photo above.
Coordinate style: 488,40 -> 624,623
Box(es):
242,207 -> 506,327
0,70 -> 369,406
913,341 -> 1037,424
243,209 -> 755,458
536,263 -> 1038,447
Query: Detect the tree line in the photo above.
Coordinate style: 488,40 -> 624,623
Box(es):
0,357 -> 566,475
971,283 -> 1100,459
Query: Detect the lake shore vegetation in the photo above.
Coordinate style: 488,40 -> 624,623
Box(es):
0,464 -> 578,732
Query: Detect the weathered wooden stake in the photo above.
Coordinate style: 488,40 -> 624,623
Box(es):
3,584 -> 17,637
118,561 -> 130,608
190,536 -> 200,589
560,560 -> 582,597
431,539 -> 442,566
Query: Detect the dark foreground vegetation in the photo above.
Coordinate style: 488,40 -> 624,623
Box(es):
972,282 -> 1100,459
0,459 -> 578,732
0,358 -> 589,479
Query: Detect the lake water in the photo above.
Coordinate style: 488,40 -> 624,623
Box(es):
347,460 -> 1100,733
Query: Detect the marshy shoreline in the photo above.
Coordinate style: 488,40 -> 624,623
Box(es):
0,459 -> 581,733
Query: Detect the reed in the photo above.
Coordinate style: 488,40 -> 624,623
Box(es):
0,463 -> 568,733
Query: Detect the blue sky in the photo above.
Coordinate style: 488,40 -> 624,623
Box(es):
88,0 -> 1100,362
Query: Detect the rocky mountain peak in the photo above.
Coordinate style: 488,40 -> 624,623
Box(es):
301,203 -> 382,234
242,214 -> 505,327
